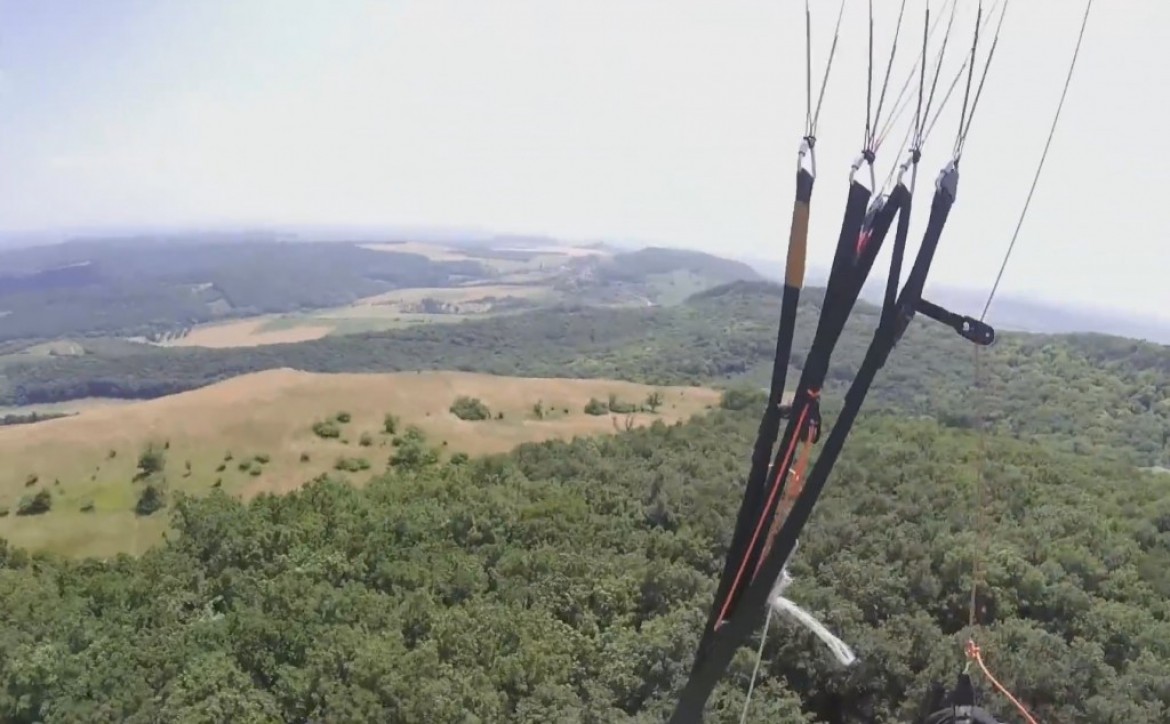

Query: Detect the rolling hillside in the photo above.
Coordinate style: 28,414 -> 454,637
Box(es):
0,369 -> 717,557
0,237 -> 764,347
5,281 -> 1170,468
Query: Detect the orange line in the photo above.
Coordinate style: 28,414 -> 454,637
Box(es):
713,394 -> 818,627
966,640 -> 1039,724
755,429 -> 817,578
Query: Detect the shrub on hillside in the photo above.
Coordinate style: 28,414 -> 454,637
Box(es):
312,420 -> 341,439
136,444 -> 166,480
16,489 -> 52,516
334,456 -> 371,472
720,386 -> 765,411
450,396 -> 491,421
645,390 -> 664,412
607,393 -> 637,414
584,397 -> 609,416
389,426 -> 439,469
135,484 -> 165,516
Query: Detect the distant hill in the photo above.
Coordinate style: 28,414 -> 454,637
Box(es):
917,286 -> 1170,345
600,247 -> 762,284
559,247 -> 764,306
6,279 -> 1170,468
0,239 -> 489,342
0,235 -> 769,344
743,255 -> 1170,344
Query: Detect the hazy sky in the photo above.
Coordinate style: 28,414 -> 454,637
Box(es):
0,1 -> 1165,318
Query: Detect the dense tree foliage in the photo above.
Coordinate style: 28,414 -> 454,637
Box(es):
7,282 -> 1170,467
2,406 -> 1168,721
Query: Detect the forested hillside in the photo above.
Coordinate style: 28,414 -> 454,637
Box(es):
7,281 -> 1170,467
590,247 -> 763,285
3,404 -> 1168,722
0,239 -> 487,341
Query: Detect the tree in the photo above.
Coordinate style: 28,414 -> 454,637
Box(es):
450,396 -> 491,421
334,457 -> 371,472
312,420 -> 341,439
720,386 -> 764,411
136,443 -> 166,480
645,390 -> 664,412
135,483 -> 165,516
391,426 -> 440,469
15,489 -> 51,516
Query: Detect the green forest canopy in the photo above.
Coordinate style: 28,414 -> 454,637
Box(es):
3,280 -> 1170,720
2,403 -> 1168,722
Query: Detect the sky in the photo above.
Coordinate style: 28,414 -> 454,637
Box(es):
0,0 -> 1165,319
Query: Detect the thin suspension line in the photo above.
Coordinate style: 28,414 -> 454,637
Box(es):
912,5 -> 931,143
805,0 -> 813,135
864,0 -> 875,148
877,118 -> 917,194
957,1 -> 1010,159
875,0 -> 955,148
876,2 -> 974,195
968,0 -> 1094,700
952,2 -> 983,158
919,0 -> 960,149
921,1 -> 1000,147
980,0 -> 1093,322
867,0 -> 908,149
809,0 -> 847,137
737,608 -> 774,724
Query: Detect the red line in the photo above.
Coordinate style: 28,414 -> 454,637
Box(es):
856,229 -> 871,257
713,402 -> 810,627
753,429 -> 816,578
